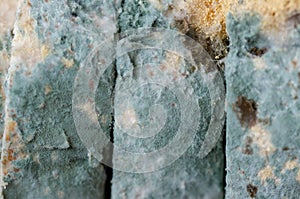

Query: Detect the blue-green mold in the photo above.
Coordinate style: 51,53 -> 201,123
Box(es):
226,12 -> 300,199
1,0 -> 118,198
111,0 -> 225,198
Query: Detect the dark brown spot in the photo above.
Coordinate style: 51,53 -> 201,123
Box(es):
242,136 -> 253,155
233,96 -> 258,128
190,66 -> 196,73
173,19 -> 189,34
10,29 -> 15,39
167,4 -> 175,10
247,184 -> 258,198
242,147 -> 253,155
13,168 -> 20,172
258,118 -> 270,125
27,0 -> 32,7
249,47 -> 268,57
8,149 -> 15,161
292,60 -> 297,68
282,147 -> 290,151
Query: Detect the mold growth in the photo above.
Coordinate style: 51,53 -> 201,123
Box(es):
246,184 -> 258,198
242,136 -> 253,155
10,0 -> 50,70
281,159 -> 298,174
61,58 -> 74,68
1,119 -> 28,185
233,96 -> 257,128
147,0 -> 237,60
184,0 -> 237,59
186,0 -> 235,39
233,0 -> 300,41
258,165 -> 281,186
248,47 -> 268,57
250,125 -> 275,157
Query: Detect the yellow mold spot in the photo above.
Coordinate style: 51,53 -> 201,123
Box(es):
41,45 -> 51,60
186,0 -> 237,39
281,159 -> 299,174
173,0 -> 238,59
44,85 -> 52,95
258,165 -> 281,186
250,124 -> 275,157
10,1 -> 50,69
62,58 -> 74,68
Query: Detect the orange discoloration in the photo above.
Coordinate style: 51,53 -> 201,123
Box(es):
13,168 -> 20,172
187,0 -> 235,39
1,118 -> 27,180
2,157 -> 8,166
7,121 -> 17,133
8,149 -> 16,161
5,133 -> 10,141
163,0 -> 237,59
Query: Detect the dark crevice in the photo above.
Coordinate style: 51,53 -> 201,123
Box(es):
222,84 -> 227,199
222,99 -> 227,199
103,62 -> 117,199
102,1 -> 125,197
103,142 -> 113,199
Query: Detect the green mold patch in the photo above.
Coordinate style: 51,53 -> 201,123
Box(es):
226,10 -> 300,199
1,0 -> 117,198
